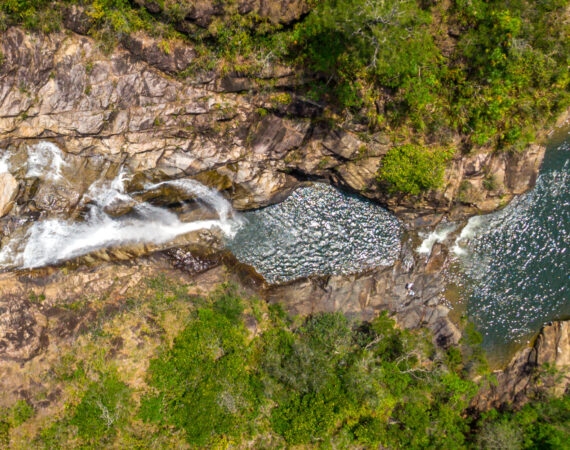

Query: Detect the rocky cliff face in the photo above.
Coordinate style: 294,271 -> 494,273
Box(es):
266,241 -> 461,348
0,27 -> 553,226
472,321 -> 570,411
132,0 -> 311,28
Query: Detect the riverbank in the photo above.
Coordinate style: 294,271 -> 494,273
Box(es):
0,4 -> 569,445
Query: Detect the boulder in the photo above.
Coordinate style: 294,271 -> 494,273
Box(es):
0,172 -> 18,217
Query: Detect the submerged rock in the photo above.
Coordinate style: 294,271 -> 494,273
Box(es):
102,195 -> 138,217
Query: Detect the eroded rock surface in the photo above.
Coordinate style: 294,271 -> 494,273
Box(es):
132,0 -> 311,28
0,296 -> 47,362
0,172 -> 18,217
267,241 -> 462,348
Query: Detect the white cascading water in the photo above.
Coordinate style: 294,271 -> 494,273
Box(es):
0,142 -> 242,269
451,215 -> 487,256
416,222 -> 458,255
26,141 -> 68,183
0,153 -> 9,173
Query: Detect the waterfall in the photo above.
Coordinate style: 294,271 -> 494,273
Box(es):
0,142 -> 242,270
0,153 -> 10,174
416,222 -> 458,255
26,141 -> 68,182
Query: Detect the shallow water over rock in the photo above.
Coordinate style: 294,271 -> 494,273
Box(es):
227,183 -> 402,283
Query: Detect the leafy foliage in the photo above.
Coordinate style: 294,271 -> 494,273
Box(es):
378,144 -> 453,195
140,285 -> 261,446
476,396 -> 570,449
70,371 -> 131,442
2,0 -> 568,152
289,0 -> 569,150
24,280 -> 570,448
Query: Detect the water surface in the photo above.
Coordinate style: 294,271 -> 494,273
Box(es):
228,184 -> 401,283
454,131 -> 569,357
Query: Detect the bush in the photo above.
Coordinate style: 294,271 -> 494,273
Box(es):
378,144 -> 453,195
140,286 -> 261,446
70,372 -> 131,442
26,281 -> 569,448
10,400 -> 34,427
477,396 -> 570,449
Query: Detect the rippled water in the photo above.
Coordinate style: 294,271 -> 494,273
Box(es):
227,183 -> 402,283
456,133 -> 569,353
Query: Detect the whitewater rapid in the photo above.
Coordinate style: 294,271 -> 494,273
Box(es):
0,142 -> 242,269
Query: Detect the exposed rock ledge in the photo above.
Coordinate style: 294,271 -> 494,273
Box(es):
2,251 -> 567,413
0,242 -> 457,363
0,27 -> 556,226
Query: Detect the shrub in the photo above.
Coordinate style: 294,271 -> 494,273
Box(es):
10,400 -> 34,427
378,144 -> 453,195
140,286 -> 261,446
70,372 -> 131,442
476,396 -> 570,449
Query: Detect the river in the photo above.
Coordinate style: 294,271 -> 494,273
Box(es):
228,130 -> 569,364
1,131 -> 568,363
452,129 -> 569,362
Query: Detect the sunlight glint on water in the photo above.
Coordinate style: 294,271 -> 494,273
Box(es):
227,183 -> 402,283
453,135 -> 570,351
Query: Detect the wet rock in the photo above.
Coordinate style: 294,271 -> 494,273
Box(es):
267,248 -> 461,348
165,247 -> 220,274
102,195 -> 138,217
0,172 -> 18,217
472,321 -> 570,411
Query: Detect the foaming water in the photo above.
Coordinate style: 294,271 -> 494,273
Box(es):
1,204 -> 226,269
417,222 -> 458,255
452,215 -> 487,256
227,183 -> 401,283
454,135 -> 570,352
145,179 -> 239,233
26,142 -> 67,182
0,143 -> 242,269
0,153 -> 9,173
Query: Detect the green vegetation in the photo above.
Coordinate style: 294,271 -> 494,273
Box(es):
0,400 -> 35,447
70,372 -> 131,442
0,281 -> 559,448
378,143 -> 454,195
289,0 -> 569,152
1,0 -> 568,197
2,0 -> 567,156
476,396 -> 570,449
139,288 -> 261,446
